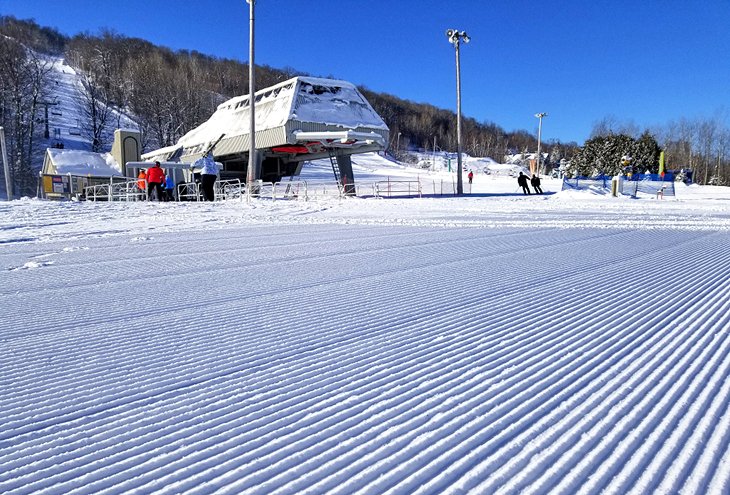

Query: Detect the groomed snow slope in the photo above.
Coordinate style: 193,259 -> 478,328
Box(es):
1,173 -> 730,494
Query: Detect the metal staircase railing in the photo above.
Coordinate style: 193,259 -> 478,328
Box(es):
328,151 -> 341,185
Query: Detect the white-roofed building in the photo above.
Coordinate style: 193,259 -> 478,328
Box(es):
40,130 -> 142,199
143,76 -> 390,187
40,148 -> 123,199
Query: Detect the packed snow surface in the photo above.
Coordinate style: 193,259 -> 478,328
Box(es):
2,160 -> 730,494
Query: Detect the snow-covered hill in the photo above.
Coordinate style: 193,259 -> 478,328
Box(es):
41,55 -> 139,154
1,181 -> 730,494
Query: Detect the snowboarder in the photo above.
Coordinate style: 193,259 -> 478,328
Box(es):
531,174 -> 543,194
146,161 -> 166,202
518,172 -> 531,195
468,171 -> 474,184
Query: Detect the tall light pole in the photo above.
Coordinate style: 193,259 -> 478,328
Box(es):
446,29 -> 469,196
0,126 -> 11,200
535,112 -> 547,176
245,0 -> 257,188
432,136 -> 437,171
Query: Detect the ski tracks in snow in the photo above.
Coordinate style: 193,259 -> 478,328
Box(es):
1,223 -> 729,494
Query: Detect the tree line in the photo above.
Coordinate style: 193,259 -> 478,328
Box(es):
578,116 -> 730,184
1,15 -> 728,197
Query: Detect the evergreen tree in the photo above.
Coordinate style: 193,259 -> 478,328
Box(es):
631,131 -> 661,173
568,133 -> 660,177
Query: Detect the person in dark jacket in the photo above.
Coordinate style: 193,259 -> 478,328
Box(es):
146,161 -> 166,201
517,172 -> 531,195
531,174 -> 543,194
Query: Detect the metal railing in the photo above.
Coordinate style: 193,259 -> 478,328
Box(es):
423,178 -> 457,196
374,180 -> 422,198
269,180 -> 343,201
245,181 -> 275,200
272,180 -> 305,200
76,177 -> 430,202
177,182 -> 200,201
214,179 -> 243,200
297,180 -> 342,200
85,178 -> 147,201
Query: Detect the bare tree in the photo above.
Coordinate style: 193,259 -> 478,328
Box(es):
0,37 -> 52,195
77,71 -> 115,151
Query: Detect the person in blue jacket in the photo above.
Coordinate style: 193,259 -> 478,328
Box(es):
165,175 -> 175,201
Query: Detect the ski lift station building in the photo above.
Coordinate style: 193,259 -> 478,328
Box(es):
142,76 -> 390,187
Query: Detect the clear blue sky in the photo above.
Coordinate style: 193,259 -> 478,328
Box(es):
2,0 -> 729,144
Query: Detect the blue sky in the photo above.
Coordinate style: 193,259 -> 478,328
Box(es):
2,0 -> 729,144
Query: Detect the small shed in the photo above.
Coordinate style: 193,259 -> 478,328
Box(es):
40,149 -> 122,199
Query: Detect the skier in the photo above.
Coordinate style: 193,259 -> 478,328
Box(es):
531,174 -> 543,194
517,172 -> 531,195
193,153 -> 218,201
468,171 -> 474,185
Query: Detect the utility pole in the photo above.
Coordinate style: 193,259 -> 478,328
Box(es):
245,0 -> 258,189
446,29 -> 470,196
433,136 -> 437,171
535,112 -> 547,176
0,127 -> 11,200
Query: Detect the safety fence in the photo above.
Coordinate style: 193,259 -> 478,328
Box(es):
216,179 -> 244,200
176,182 -> 200,201
623,178 -> 676,198
272,180 -> 342,200
562,175 -> 676,198
85,179 -> 147,202
422,178 -> 457,196
561,176 -> 612,191
74,177 -> 443,202
374,180 -> 422,198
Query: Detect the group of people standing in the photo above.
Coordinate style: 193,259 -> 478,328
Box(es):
136,156 -> 218,202
137,162 -> 175,201
517,172 -> 543,195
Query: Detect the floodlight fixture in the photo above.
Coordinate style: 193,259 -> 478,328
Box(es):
446,29 -> 470,45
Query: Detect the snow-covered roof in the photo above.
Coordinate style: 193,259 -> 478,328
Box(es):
43,149 -> 122,176
144,76 -> 389,163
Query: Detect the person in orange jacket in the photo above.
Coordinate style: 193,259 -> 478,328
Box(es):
137,170 -> 147,192
146,161 -> 166,201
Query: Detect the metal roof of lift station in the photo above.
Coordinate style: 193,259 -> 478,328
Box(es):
142,76 -> 390,184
